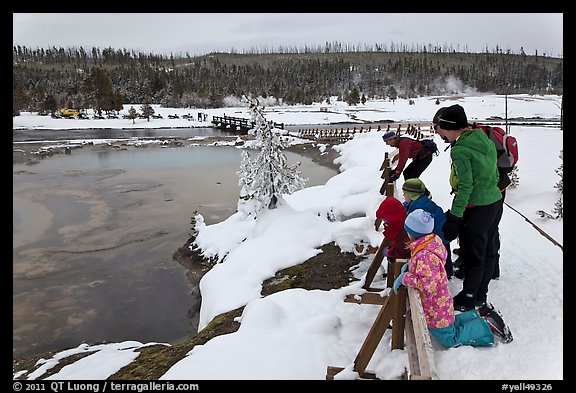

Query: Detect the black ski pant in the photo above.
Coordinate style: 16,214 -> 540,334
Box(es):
492,189 -> 506,278
402,154 -> 433,181
444,242 -> 453,278
457,199 -> 503,304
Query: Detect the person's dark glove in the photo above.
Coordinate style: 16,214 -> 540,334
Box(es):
389,168 -> 400,182
442,211 -> 462,241
497,173 -> 512,190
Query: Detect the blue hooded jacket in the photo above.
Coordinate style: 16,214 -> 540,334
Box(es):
403,195 -> 448,245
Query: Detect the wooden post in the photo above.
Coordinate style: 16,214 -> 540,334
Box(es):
386,182 -> 395,197
327,255 -> 431,380
374,217 -> 382,231
352,258 -> 407,373
362,237 -> 388,290
380,167 -> 391,180
326,366 -> 377,380
353,295 -> 393,374
379,152 -> 390,171
379,175 -> 390,195
391,260 -> 407,349
386,257 -> 395,288
379,152 -> 396,196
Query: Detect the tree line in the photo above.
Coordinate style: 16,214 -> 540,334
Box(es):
13,44 -> 563,116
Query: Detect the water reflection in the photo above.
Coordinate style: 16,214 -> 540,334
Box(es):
13,127 -> 231,142
13,144 -> 337,358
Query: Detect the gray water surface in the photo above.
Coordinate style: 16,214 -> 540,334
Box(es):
12,127 -> 230,142
13,143 -> 338,358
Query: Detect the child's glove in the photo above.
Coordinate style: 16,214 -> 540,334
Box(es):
389,170 -> 400,182
393,272 -> 405,294
400,263 -> 408,274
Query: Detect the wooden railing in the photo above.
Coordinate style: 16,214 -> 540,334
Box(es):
298,123 -> 434,142
405,287 -> 439,379
211,115 -> 284,133
326,150 -> 438,380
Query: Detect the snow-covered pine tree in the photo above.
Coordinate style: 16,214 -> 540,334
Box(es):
552,150 -> 563,219
127,106 -> 137,124
237,98 -> 307,218
536,150 -> 562,220
509,166 -> 519,187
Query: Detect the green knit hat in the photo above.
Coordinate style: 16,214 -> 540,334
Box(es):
402,178 -> 426,201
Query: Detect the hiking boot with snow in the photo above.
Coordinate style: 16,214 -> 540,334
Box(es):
475,297 -> 487,308
478,303 -> 513,343
477,302 -> 497,317
453,291 -> 476,312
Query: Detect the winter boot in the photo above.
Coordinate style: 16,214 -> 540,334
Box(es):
478,303 -> 513,343
453,291 -> 476,312
475,296 -> 487,308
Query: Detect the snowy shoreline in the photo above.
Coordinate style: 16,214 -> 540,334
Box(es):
13,94 -> 562,133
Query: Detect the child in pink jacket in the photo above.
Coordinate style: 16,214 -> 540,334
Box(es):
394,209 -> 512,346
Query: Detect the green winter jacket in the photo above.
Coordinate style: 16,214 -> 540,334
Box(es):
449,128 -> 502,217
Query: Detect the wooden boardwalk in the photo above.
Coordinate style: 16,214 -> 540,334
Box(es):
298,123 -> 434,142
211,115 -> 284,134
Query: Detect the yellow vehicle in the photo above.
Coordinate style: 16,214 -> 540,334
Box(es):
59,108 -> 80,117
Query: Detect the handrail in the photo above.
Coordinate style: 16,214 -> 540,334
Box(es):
405,287 -> 439,380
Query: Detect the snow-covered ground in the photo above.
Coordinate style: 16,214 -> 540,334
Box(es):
13,94 -> 561,131
14,94 -> 563,380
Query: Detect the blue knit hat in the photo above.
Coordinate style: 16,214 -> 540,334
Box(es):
404,209 -> 434,239
382,131 -> 397,141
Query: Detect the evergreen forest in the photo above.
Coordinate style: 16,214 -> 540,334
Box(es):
12,45 -> 563,116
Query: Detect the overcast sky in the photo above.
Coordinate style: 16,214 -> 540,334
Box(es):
13,13 -> 563,57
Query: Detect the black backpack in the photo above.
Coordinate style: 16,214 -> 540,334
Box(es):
420,138 -> 439,156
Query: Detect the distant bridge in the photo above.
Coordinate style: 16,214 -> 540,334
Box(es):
211,115 -> 284,134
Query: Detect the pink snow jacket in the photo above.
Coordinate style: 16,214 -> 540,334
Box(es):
401,233 -> 454,329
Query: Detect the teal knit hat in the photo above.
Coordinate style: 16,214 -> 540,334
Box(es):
402,178 -> 426,201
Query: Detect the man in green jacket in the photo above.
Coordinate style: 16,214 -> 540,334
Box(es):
433,104 -> 503,311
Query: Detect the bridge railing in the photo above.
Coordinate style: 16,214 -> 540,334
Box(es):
211,115 -> 284,132
298,123 -> 435,142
